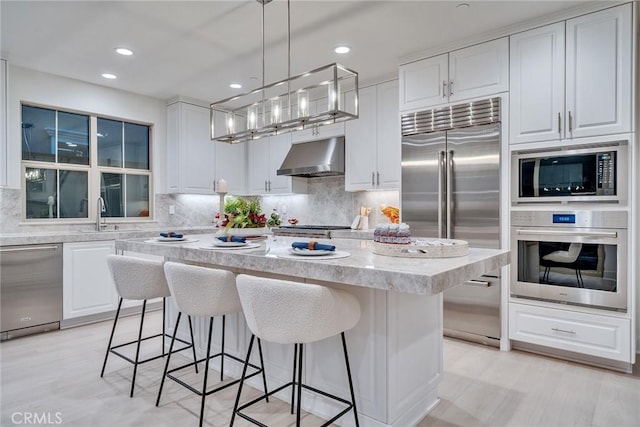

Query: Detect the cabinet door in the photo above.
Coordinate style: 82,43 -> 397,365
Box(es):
345,86 -> 377,191
449,37 -> 509,103
247,139 -> 270,194
565,3 -> 632,139
63,241 -> 117,319
510,23 -> 565,144
268,133 -> 293,193
167,102 -> 216,194
215,141 -> 246,194
399,54 -> 448,112
290,122 -> 345,143
376,80 -> 401,189
0,59 -> 6,187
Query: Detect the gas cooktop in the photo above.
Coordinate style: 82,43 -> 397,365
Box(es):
279,225 -> 352,230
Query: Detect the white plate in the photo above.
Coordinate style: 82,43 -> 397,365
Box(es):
288,248 -> 334,256
156,236 -> 186,242
213,241 -> 248,247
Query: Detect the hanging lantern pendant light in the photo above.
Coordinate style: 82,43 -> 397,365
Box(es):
210,0 -> 359,144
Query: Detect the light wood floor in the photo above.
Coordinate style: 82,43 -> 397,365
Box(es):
1,311 -> 638,427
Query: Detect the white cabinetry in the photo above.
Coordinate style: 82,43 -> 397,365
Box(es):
510,4 -> 632,144
346,80 -> 401,191
399,37 -> 508,112
63,241 -> 117,319
509,302 -> 631,363
290,122 -> 345,143
247,133 -> 306,195
167,101 -> 245,194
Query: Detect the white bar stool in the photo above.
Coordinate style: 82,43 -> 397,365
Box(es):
232,274 -> 361,427
101,254 -> 198,397
158,262 -> 268,427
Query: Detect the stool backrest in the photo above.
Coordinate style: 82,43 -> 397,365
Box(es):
236,274 -> 361,344
106,255 -> 171,300
163,262 -> 240,317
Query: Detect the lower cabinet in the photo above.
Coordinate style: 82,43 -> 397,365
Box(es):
63,241 -> 117,319
63,241 -> 164,320
509,302 -> 631,363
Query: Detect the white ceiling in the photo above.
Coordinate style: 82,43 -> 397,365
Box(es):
1,1 -> 606,104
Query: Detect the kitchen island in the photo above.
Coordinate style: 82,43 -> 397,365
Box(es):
116,235 -> 509,427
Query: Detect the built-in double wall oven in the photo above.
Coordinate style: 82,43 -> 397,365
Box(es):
511,210 -> 628,311
512,143 -> 628,205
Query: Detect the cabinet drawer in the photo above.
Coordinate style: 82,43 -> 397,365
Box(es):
509,302 -> 631,362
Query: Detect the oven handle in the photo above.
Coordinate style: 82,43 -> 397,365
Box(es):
515,229 -> 617,238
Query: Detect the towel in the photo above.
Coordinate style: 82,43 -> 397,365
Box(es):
291,241 -> 335,251
160,232 -> 183,238
217,235 -> 247,243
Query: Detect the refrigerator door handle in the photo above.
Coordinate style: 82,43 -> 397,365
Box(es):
438,150 -> 446,238
446,150 -> 453,239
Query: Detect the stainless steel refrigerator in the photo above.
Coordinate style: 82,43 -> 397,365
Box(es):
400,97 -> 502,346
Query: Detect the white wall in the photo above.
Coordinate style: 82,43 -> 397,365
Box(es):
5,65 -> 166,191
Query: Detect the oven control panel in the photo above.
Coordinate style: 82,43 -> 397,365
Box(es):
511,210 -> 627,229
597,152 -> 616,195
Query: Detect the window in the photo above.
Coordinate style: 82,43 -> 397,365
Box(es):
21,104 -> 152,221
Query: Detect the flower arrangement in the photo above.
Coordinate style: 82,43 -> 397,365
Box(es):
222,196 -> 267,229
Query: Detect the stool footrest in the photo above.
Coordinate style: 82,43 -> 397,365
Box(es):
236,380 -> 354,427
165,352 -> 264,397
109,332 -> 193,366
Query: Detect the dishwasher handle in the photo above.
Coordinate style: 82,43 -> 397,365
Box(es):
0,245 -> 60,253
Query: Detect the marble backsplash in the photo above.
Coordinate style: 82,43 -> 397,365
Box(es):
0,178 -> 399,234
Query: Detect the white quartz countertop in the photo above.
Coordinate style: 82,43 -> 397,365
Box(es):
116,234 -> 510,295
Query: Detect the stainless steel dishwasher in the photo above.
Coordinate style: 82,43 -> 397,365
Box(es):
1,243 -> 63,340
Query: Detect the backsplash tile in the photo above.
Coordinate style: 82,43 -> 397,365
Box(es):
1,178 -> 399,234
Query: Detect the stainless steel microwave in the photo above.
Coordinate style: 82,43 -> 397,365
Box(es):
512,144 -> 628,204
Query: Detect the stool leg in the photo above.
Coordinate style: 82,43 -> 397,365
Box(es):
187,315 -> 199,374
230,334 -> 255,427
256,337 -> 269,402
220,315 -> 226,381
100,297 -> 123,377
291,343 -> 298,414
296,343 -> 304,427
341,332 -> 360,427
156,312 -> 182,407
199,317 -> 215,427
130,299 -> 148,398
162,297 -> 166,351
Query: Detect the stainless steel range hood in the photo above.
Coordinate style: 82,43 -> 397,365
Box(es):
277,136 -> 345,177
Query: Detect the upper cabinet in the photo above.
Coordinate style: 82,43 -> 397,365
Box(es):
167,101 -> 245,194
399,37 -> 508,112
510,4 -> 632,144
345,80 -> 401,191
246,133 -> 306,195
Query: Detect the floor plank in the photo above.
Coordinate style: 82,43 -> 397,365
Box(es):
1,311 -> 638,426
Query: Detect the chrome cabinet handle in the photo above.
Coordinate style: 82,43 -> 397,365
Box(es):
442,81 -> 447,98
464,280 -> 490,287
264,180 -> 268,191
376,171 -> 380,186
568,111 -> 573,133
213,180 -> 216,191
449,80 -> 454,96
268,180 -> 271,191
552,327 -> 576,335
558,112 -> 562,136
371,172 -> 375,186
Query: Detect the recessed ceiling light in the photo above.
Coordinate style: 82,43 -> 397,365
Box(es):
456,3 -> 470,10
230,83 -> 242,89
115,47 -> 134,56
102,73 -> 117,79
334,45 -> 351,54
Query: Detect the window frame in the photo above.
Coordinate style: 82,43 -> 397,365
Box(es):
20,102 -> 154,223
